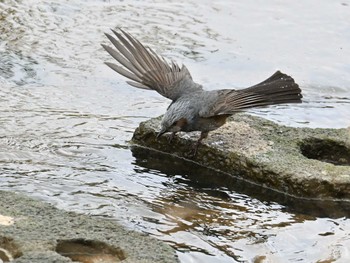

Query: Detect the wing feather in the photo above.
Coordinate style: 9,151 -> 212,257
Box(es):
102,29 -> 202,100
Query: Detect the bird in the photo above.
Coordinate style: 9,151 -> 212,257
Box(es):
101,29 -> 302,156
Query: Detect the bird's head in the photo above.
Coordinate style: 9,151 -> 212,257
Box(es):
157,117 -> 188,139
156,101 -> 192,139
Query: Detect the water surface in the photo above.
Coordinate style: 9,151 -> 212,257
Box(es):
1,0 -> 350,262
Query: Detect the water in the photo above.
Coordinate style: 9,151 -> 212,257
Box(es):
1,0 -> 350,262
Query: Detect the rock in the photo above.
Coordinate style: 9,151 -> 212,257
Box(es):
0,191 -> 179,263
131,113 -> 350,200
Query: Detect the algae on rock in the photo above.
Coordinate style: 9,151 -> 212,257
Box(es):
132,113 -> 350,200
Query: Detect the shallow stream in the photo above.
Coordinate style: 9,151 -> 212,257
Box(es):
1,1 -> 350,262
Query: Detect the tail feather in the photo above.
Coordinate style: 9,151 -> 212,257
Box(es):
202,71 -> 302,117
237,70 -> 302,107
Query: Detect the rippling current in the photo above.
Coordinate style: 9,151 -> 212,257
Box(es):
1,0 -> 350,262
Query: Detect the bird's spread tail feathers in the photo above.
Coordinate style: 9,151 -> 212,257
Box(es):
226,71 -> 302,111
243,70 -> 302,104
203,71 -> 302,116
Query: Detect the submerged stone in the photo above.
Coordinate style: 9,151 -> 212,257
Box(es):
131,113 -> 350,200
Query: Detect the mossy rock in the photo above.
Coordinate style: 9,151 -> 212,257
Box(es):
131,113 -> 350,200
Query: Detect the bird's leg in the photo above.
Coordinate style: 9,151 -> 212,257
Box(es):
188,131 -> 209,157
168,131 -> 177,143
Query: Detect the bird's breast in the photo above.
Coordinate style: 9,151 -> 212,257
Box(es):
190,114 -> 230,132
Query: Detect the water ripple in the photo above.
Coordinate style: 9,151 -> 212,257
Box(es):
0,0 -> 350,262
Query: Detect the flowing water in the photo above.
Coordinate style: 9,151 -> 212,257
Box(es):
1,0 -> 350,262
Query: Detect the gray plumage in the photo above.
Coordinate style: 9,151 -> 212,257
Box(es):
102,29 -> 302,155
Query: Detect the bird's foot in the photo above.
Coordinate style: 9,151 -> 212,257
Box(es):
186,142 -> 200,158
185,132 -> 209,158
167,132 -> 176,143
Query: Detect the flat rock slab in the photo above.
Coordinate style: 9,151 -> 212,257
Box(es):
0,191 -> 179,263
132,113 -> 350,200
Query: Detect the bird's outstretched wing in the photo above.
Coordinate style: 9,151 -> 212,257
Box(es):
102,29 -> 202,101
200,71 -> 302,117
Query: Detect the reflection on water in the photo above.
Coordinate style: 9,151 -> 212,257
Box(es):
132,147 -> 350,219
1,0 -> 350,262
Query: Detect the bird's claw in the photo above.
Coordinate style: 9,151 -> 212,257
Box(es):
186,142 -> 200,158
167,132 -> 176,143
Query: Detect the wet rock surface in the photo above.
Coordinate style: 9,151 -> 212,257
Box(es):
132,113 -> 350,200
0,191 -> 179,263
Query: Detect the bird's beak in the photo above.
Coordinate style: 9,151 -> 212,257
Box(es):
156,129 -> 166,140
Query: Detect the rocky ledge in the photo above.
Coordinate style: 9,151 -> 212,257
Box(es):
0,191 -> 178,263
131,113 -> 350,200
